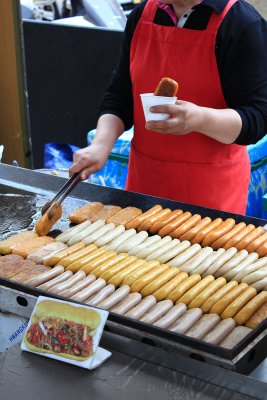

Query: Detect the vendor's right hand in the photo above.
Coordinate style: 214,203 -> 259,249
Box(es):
69,142 -> 110,181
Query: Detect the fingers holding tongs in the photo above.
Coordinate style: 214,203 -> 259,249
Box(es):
41,172 -> 81,220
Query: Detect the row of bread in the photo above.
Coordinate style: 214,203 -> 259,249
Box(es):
2,224 -> 267,290
2,247 -> 267,329
68,203 -> 267,257
52,220 -> 267,289
1,259 -> 254,349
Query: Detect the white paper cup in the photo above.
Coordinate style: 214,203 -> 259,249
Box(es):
140,93 -> 177,122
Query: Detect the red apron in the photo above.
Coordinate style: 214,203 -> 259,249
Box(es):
126,0 -> 250,214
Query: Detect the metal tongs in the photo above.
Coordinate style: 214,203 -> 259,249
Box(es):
41,172 -> 81,220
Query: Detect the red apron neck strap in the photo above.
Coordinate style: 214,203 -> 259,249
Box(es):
140,0 -> 158,24
207,0 -> 238,32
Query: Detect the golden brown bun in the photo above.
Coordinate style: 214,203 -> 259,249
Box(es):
154,77 -> 178,97
35,204 -> 62,236
24,337 -> 93,361
32,300 -> 101,331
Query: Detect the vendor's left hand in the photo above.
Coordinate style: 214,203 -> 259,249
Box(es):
145,100 -> 203,135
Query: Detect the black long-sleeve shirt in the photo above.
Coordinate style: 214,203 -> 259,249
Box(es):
99,0 -> 267,145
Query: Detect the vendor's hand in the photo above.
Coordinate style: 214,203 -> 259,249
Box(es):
145,100 -> 203,135
69,142 -> 110,181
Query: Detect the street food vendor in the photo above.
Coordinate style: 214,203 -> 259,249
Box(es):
70,0 -> 267,214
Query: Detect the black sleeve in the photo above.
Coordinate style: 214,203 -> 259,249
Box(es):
98,3 -> 146,130
217,4 -> 267,145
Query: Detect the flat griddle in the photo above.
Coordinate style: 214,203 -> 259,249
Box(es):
1,163 -> 267,376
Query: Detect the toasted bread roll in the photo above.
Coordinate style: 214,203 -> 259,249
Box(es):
137,208 -> 172,232
221,287 -> 257,319
55,220 -> 91,243
191,218 -> 223,245
179,217 -> 212,242
12,236 -> 55,259
122,260 -> 160,286
224,252 -> 259,282
158,212 -> 192,237
125,205 -> 163,230
106,206 -> 142,226
130,264 -> 169,293
170,214 -> 201,239
210,282 -> 248,315
69,202 -> 104,224
201,281 -> 238,313
224,224 -> 255,250
88,205 -> 122,222
149,209 -> 183,235
27,241 -> 67,264
35,205 -> 62,236
185,314 -> 220,340
177,275 -> 215,305
153,303 -> 187,329
59,244 -> 97,267
201,218 -> 236,248
152,272 -> 188,302
245,302 -> 267,329
234,291 -> 267,325
202,247 -> 237,278
44,242 -> 85,266
167,274 -> 201,302
169,308 -> 203,334
11,264 -> 51,284
235,226 -> 266,251
179,247 -> 213,274
0,231 -> 38,255
168,244 -> 201,268
108,259 -> 147,287
100,256 -> 137,282
219,326 -> 252,348
67,248 -> 107,273
246,231 -> 267,253
140,300 -> 174,324
79,251 -> 117,275
214,249 -> 249,278
210,222 -> 246,250
188,277 -> 226,309
193,248 -> 225,276
202,318 -> 236,345
140,267 -> 180,297
154,77 -> 179,97
27,265 -> 65,287
89,253 -> 129,277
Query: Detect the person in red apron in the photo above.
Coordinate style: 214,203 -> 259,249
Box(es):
70,0 -> 267,215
